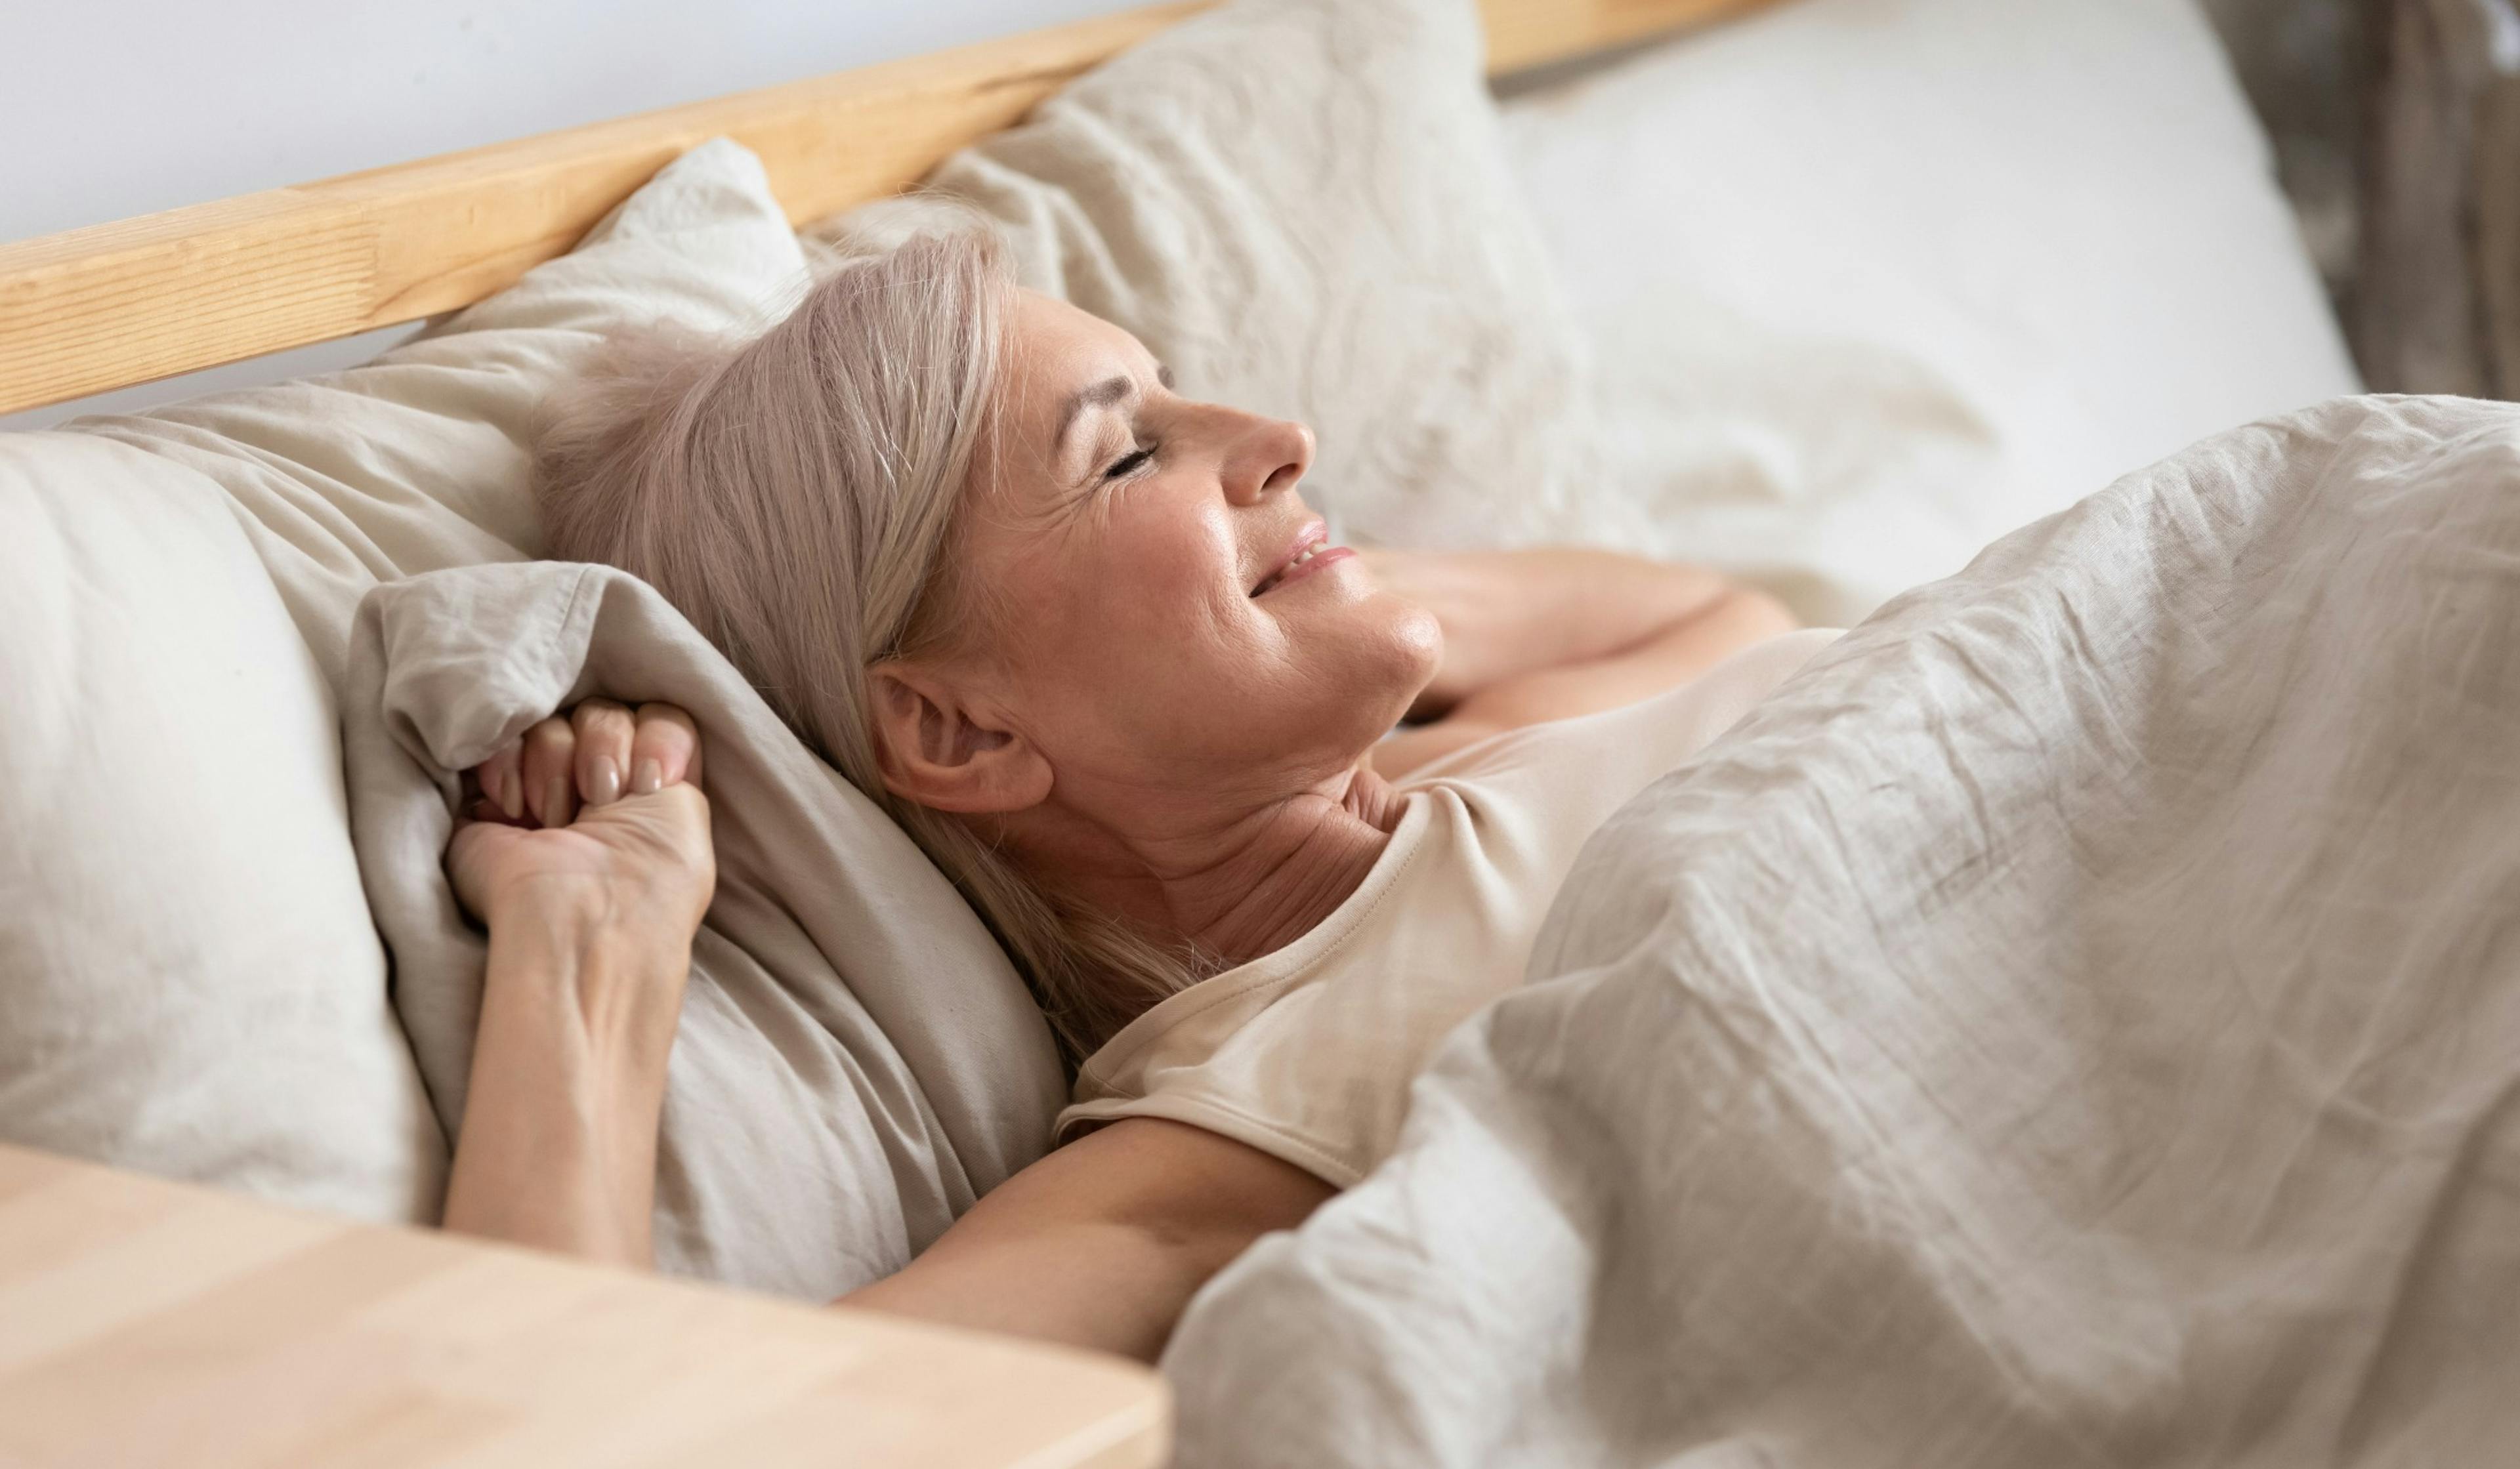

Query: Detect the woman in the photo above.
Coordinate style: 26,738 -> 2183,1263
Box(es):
440,232 -> 1836,1360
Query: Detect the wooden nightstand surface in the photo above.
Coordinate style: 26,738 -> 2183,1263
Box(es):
0,1144 -> 1166,1468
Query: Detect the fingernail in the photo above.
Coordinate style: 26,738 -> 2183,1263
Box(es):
589,756 -> 623,806
631,758 -> 663,796
543,776 -> 572,827
498,768 -> 524,821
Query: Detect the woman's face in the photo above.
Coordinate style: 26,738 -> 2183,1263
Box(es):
905,289 -> 1439,817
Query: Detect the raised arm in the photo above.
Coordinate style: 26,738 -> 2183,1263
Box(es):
439,699 -> 1328,1361
1365,548 -> 1799,777
1362,547 -> 1746,717
439,699 -> 713,1266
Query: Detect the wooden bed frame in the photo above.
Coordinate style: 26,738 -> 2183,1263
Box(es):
0,0 -> 1776,421
0,3 -> 1776,1465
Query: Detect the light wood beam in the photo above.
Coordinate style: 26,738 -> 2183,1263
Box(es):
0,0 -> 1777,418
1480,0 -> 1774,73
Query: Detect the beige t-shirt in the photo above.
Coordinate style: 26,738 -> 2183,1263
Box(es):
1057,627 -> 1843,1187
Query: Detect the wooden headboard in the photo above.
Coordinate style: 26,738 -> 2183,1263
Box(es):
0,0 -> 1776,419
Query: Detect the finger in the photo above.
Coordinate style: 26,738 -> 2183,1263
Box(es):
521,715 -> 579,828
472,740 -> 526,823
446,816 -> 519,927
628,703 -> 702,795
570,698 -> 637,807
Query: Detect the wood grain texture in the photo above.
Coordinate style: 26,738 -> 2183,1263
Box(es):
0,1143 -> 1165,1469
0,0 -> 1781,418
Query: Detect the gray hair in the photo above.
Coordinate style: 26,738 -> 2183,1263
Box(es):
534,230 -> 1194,1062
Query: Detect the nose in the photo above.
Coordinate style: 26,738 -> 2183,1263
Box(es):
1220,410 -> 1315,507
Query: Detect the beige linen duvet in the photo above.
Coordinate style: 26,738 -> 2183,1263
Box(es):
1163,395 -> 2520,1467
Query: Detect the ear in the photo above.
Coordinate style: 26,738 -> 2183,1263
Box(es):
866,661 -> 1053,816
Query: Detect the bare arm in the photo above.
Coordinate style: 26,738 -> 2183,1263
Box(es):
845,1118 -> 1333,1362
1365,549 -> 1800,779
441,700 -> 1326,1361
1362,548 -> 1743,719
440,903 -> 696,1266
440,699 -> 713,1267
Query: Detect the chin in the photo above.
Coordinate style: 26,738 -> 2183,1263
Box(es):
1392,599 -> 1444,688
1265,590 -> 1446,761
1350,595 -> 1445,730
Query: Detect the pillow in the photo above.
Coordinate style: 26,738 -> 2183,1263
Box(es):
3,142 -> 1069,1254
346,562 -> 1066,1297
1496,0 -> 2366,625
0,433 -> 439,1218
808,0 -> 1616,552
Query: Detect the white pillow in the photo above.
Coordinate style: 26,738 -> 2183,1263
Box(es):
1497,0 -> 2364,625
810,0 -> 1610,552
0,432 -> 440,1218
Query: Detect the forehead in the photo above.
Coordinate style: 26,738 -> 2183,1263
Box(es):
999,290 -> 1153,424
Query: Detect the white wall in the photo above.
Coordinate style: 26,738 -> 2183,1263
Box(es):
3,0 -> 1132,430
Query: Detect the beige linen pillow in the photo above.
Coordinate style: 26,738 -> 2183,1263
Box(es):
809,0 -> 1616,551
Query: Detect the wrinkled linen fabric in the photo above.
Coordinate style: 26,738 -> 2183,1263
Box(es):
1163,395 -> 2520,1466
341,562 -> 1066,1298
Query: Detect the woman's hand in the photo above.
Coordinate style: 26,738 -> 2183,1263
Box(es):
449,699 -> 715,946
438,698 -> 713,1269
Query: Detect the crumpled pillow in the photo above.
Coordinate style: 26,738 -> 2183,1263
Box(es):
808,0 -> 1621,552
345,561 -> 1067,1296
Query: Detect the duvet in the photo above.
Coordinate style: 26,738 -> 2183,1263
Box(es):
1163,395 -> 2520,1466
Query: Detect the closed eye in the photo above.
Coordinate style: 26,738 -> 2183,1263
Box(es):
1104,444 -> 1156,480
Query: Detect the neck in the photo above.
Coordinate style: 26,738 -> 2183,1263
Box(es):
1007,760 -> 1407,980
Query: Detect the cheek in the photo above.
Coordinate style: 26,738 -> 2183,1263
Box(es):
1000,495 -> 1251,707
1085,493 -> 1249,642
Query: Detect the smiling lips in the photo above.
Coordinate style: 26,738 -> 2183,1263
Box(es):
1252,520 -> 1355,596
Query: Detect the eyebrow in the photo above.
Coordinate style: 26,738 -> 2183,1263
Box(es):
1056,375 -> 1136,457
1053,364 -> 1176,466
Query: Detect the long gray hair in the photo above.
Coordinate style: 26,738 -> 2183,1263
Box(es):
535,231 -> 1193,1060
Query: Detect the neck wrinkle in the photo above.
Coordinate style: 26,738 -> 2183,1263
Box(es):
1020,759 -> 1407,983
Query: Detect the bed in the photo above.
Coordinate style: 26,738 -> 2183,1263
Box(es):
5,0 -> 2448,1464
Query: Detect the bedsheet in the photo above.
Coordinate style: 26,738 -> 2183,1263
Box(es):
1162,394 -> 2520,1466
